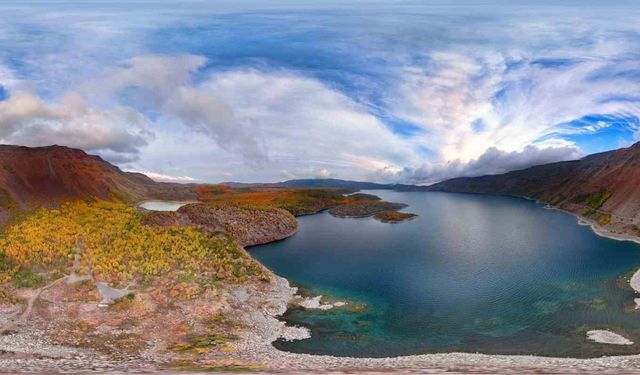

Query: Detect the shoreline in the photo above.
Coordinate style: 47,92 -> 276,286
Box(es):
234,274 -> 640,373
236,193 -> 640,372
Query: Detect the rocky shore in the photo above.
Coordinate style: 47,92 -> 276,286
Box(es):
7,269 -> 640,373
226,274 -> 640,373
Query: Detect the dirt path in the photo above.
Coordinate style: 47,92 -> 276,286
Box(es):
0,275 -> 67,334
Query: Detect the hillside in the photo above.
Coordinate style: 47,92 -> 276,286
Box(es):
0,145 -> 197,214
427,142 -> 640,239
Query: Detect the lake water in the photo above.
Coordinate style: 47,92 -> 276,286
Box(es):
249,191 -> 640,358
139,201 -> 190,211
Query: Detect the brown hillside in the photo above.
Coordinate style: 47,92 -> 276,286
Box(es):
0,145 -> 197,210
427,142 -> 640,236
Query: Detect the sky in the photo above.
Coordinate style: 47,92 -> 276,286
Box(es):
0,1 -> 640,184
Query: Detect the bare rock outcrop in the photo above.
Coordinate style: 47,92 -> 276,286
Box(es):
143,203 -> 298,247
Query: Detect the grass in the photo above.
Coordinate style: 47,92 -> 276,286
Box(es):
201,187 -> 349,216
373,210 -> 418,223
577,190 -> 612,216
13,268 -> 44,288
109,293 -> 136,311
171,332 -> 235,353
0,188 -> 15,209
167,360 -> 264,372
598,213 -> 612,226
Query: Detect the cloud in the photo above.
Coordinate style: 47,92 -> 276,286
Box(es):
196,69 -> 419,176
83,55 -> 207,108
0,64 -> 19,93
127,170 -> 197,183
0,54 -> 419,182
0,92 -> 152,160
280,167 -> 331,180
387,41 -> 640,182
85,55 -> 266,163
391,51 -> 505,162
393,145 -> 583,184
118,65 -> 423,183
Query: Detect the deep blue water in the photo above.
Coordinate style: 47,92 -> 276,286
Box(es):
249,191 -> 640,358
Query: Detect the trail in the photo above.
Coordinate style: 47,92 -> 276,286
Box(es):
1,237 -> 84,334
0,275 -> 67,334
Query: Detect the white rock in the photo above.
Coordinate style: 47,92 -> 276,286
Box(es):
586,330 -> 633,345
298,296 -> 333,310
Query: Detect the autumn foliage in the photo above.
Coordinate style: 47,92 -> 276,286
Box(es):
0,200 -> 265,287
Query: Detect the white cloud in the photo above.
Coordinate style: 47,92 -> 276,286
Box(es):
388,44 -> 640,182
196,69 -> 420,177
84,55 -> 266,163
280,167 -> 331,180
127,170 -> 196,183
0,92 -> 152,159
0,64 -> 20,92
391,51 -> 505,162
393,145 -> 583,184
95,59 -> 421,181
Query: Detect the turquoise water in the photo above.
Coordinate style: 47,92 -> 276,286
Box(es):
249,191 -> 640,358
139,201 -> 190,211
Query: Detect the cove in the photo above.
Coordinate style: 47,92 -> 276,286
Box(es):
249,191 -> 640,358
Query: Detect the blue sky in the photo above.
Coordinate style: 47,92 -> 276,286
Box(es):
0,1 -> 639,183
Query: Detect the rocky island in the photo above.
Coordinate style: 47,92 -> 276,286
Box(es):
328,193 -> 417,222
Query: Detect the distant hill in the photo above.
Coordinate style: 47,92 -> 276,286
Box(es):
276,178 -> 401,190
275,178 -> 433,191
427,142 -> 640,237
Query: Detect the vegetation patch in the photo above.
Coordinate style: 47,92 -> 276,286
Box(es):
598,213 -> 612,226
0,285 -> 17,304
373,210 -> 418,223
109,293 -> 136,311
0,188 -> 15,209
576,190 -> 612,216
171,332 -> 235,353
0,160 -> 14,174
63,280 -> 101,303
167,360 -> 264,372
13,268 -> 44,289
329,201 -> 407,218
200,188 -> 348,216
0,200 -> 267,288
347,193 -> 381,201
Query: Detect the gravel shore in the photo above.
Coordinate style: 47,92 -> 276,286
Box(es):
225,274 -> 640,373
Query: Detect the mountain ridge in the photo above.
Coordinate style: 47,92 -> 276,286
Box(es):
427,141 -> 640,239
0,144 -> 198,213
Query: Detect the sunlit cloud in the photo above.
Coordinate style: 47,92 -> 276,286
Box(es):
127,170 -> 197,183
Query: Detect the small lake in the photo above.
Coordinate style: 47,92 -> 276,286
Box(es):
249,190 -> 640,358
139,201 -> 191,211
